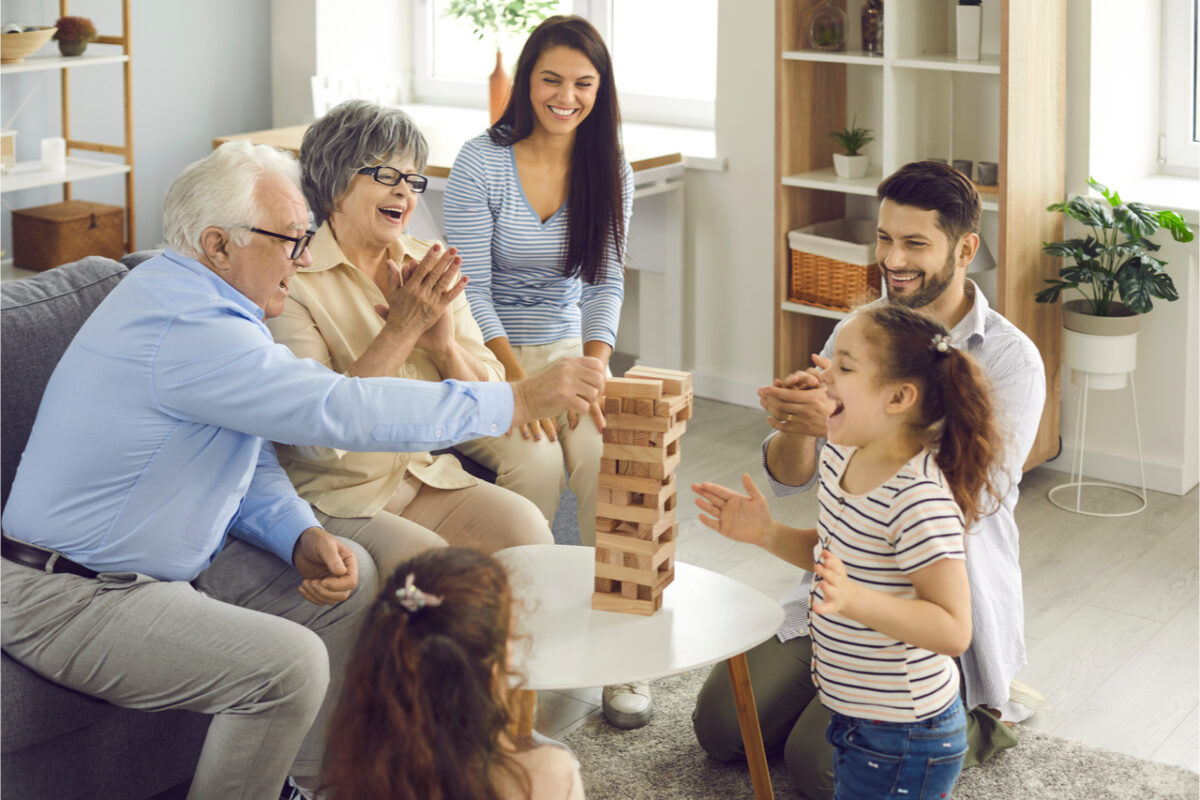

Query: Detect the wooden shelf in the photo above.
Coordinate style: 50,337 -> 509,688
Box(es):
782,167 -> 883,197
1,157 -> 130,193
781,301 -> 850,321
774,0 -> 1066,470
892,54 -> 1001,74
0,52 -> 128,75
782,50 -> 885,66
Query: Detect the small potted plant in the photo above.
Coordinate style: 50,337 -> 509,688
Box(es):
52,16 -> 97,57
829,118 -> 874,179
1035,177 -> 1194,387
443,0 -> 558,124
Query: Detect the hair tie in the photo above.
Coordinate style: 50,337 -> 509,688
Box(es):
930,333 -> 956,355
396,573 -> 443,613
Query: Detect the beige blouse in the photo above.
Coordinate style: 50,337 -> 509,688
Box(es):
266,224 -> 505,518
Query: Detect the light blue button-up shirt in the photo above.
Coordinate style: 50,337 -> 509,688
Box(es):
3,251 -> 514,582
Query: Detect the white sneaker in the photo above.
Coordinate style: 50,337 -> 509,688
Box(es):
1009,679 -> 1046,711
602,681 -> 652,729
279,777 -> 320,800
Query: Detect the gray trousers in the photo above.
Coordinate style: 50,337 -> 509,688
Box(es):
691,636 -> 1017,800
0,536 -> 378,800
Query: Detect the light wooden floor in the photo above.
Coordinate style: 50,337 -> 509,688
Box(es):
531,397 -> 1200,774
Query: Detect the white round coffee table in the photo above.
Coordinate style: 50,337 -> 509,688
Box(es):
496,544 -> 784,800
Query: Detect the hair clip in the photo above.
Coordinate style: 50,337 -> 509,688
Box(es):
930,333 -> 955,354
396,573 -> 443,613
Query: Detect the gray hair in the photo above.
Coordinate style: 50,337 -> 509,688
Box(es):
300,99 -> 429,226
162,140 -> 303,260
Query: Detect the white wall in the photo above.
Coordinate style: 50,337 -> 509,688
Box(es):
684,0 -> 776,407
1043,0 -> 1200,495
1,0 -> 274,253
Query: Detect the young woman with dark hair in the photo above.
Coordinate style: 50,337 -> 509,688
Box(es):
693,303 -> 1004,799
319,548 -> 584,800
444,15 -> 647,728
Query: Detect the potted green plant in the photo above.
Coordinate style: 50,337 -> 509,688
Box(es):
1036,177 -> 1194,387
52,16 -> 97,57
443,0 -> 558,124
829,118 -> 874,179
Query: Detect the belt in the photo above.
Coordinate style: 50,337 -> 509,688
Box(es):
1,536 -> 98,579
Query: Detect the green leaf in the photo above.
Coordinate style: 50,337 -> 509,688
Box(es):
1065,195 -> 1113,229
1156,209 -> 1197,243
1118,202 -> 1159,238
1087,176 -> 1117,206
1035,281 -> 1070,303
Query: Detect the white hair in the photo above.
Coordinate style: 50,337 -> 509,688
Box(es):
161,140 -> 303,260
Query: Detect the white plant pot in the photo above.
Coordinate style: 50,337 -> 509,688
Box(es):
956,5 -> 981,61
833,153 -> 868,179
1063,327 -> 1138,390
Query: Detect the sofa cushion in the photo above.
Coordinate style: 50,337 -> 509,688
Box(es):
0,257 -> 126,509
120,248 -> 164,270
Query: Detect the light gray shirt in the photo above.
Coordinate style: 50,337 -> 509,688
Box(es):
763,281 -> 1046,710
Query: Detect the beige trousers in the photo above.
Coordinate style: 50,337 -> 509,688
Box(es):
315,473 -> 552,580
455,338 -> 604,546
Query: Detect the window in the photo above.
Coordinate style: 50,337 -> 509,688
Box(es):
412,0 -> 717,128
1160,0 -> 1199,172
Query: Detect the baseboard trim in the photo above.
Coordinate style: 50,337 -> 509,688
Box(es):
1042,445 -> 1197,496
692,372 -> 761,409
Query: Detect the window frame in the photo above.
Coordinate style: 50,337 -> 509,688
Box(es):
411,0 -> 715,129
1160,0 -> 1199,173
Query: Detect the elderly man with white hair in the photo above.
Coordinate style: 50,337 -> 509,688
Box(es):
0,141 -> 604,799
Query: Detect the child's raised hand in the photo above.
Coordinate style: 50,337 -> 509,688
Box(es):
692,474 -> 772,546
811,549 -> 857,618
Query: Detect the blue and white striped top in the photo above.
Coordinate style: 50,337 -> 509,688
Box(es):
443,132 -> 633,348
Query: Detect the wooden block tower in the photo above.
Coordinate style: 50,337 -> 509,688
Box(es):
592,366 -> 694,616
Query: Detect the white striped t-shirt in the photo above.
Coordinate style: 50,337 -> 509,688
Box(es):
442,132 -> 633,348
809,443 -> 966,723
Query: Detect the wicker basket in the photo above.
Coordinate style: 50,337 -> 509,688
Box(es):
788,218 -> 881,312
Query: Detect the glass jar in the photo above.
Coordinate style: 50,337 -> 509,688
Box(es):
861,0 -> 883,56
803,0 -> 846,52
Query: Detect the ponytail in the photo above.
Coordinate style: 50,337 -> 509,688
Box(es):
861,305 -> 1003,527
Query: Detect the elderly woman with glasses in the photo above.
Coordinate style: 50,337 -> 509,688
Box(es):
265,99 -> 557,578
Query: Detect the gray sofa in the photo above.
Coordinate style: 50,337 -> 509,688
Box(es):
1,255 -> 207,800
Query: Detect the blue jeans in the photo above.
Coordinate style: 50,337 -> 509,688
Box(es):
826,697 -> 968,799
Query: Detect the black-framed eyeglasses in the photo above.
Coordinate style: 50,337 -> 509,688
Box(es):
357,166 -> 428,193
246,227 -> 317,260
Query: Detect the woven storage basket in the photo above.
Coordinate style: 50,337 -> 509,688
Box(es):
788,218 -> 881,312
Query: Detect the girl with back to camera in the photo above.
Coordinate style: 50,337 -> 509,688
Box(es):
445,14 -> 644,728
319,547 -> 584,800
692,304 -> 1004,799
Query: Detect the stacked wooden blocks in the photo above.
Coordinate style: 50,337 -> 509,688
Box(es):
592,366 -> 694,616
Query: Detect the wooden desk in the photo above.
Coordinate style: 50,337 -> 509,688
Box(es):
214,105 -> 688,369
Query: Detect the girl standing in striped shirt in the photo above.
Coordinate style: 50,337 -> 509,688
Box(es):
693,304 -> 1003,799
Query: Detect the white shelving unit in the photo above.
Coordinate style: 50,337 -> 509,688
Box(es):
774,0 -> 1066,468
1,0 -> 135,257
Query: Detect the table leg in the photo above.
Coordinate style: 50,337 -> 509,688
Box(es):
510,689 -> 537,742
726,653 -> 775,800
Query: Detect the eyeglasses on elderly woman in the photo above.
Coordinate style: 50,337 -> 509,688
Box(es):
357,166 -> 428,193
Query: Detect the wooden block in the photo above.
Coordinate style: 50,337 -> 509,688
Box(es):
604,396 -> 622,414
595,516 -> 617,534
596,502 -> 676,526
599,471 -> 672,495
603,442 -> 673,464
636,515 -> 677,541
591,592 -> 659,616
597,488 -> 613,504
653,394 -> 692,417
595,532 -> 676,563
610,489 -> 632,506
621,397 -> 642,414
605,412 -> 673,432
624,366 -> 692,396
620,580 -> 639,599
595,576 -> 614,593
603,377 -> 663,399
600,457 -> 619,474
595,560 -> 660,585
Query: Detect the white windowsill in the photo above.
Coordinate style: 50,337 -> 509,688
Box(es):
1123,172 -> 1200,227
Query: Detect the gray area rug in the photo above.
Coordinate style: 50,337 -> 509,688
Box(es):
562,667 -> 1200,800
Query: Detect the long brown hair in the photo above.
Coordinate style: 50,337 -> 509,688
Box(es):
860,305 -> 1003,527
490,14 -> 626,285
319,548 -> 529,800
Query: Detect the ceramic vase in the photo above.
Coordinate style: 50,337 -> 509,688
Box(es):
488,49 -> 510,125
1062,299 -> 1140,390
